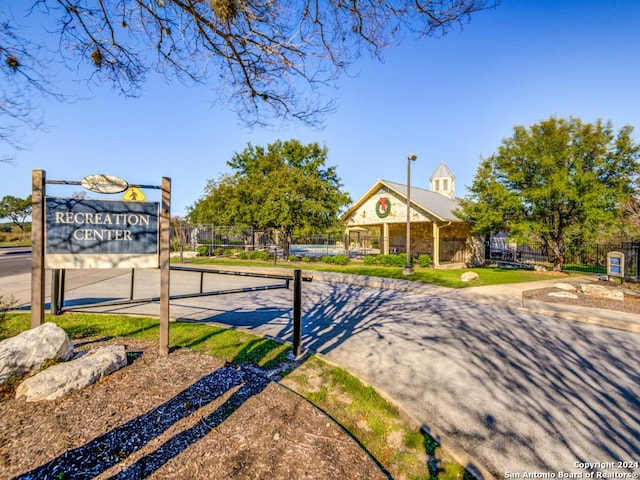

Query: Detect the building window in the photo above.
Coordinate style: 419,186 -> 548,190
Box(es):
443,179 -> 448,190
434,179 -> 440,191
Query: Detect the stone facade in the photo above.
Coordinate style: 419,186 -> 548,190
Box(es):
344,186 -> 438,226
342,168 -> 472,267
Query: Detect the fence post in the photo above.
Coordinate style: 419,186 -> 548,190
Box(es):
50,269 -> 60,315
159,177 -> 171,356
293,269 -> 302,358
130,269 -> 135,301
59,269 -> 66,312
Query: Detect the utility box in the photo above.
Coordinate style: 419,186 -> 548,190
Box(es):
606,251 -> 625,279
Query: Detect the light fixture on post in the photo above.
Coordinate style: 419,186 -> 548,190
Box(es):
403,152 -> 417,275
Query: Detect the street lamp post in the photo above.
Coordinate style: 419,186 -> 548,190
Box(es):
403,153 -> 417,275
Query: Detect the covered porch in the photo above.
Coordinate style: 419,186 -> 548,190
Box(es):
345,222 -> 470,267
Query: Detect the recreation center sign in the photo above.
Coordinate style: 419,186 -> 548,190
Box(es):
31,170 -> 171,354
45,198 -> 159,268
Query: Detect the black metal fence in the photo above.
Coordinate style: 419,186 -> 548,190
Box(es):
174,225 -> 472,262
289,234 -> 346,257
175,224 -> 639,278
488,240 -> 640,278
174,225 -> 270,256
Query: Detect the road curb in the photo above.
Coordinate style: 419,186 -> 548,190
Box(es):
519,300 -> 640,333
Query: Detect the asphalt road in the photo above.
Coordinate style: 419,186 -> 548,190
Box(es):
0,248 -> 31,277
2,262 -> 639,478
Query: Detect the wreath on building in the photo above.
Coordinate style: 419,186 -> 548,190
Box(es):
376,197 -> 391,218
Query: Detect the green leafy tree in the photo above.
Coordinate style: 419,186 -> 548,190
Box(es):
187,140 -> 352,256
457,117 -> 640,270
0,194 -> 32,233
622,177 -> 640,236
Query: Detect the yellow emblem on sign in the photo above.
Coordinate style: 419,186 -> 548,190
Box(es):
123,187 -> 146,202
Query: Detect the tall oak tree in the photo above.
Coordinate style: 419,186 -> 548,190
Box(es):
457,116 -> 640,270
187,139 -> 351,256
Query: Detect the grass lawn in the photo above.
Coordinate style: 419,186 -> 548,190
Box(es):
0,240 -> 31,247
182,257 -> 568,288
1,312 -> 470,480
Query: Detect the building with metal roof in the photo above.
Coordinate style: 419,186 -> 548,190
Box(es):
340,163 -> 471,267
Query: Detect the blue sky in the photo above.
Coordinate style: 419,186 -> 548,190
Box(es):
2,0 -> 640,217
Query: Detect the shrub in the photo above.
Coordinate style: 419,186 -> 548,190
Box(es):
249,250 -> 271,261
288,255 -> 297,262
376,254 -> 407,267
321,254 -> 349,265
363,253 -> 409,267
0,234 -> 6,243
418,254 -> 432,268
301,256 -> 313,263
329,254 -> 349,265
197,245 -> 210,256
363,255 -> 376,265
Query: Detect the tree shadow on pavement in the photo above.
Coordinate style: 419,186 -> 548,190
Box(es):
425,303 -> 640,473
155,279 -> 640,475
260,281 -> 640,475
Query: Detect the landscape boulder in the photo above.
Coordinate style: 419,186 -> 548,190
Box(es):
580,284 -> 624,301
15,345 -> 127,402
460,271 -> 480,282
0,322 -> 74,385
548,291 -> 578,299
554,283 -> 577,292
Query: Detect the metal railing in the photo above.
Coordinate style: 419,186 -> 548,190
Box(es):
487,240 -> 640,278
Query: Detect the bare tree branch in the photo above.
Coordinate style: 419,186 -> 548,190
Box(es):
1,0 -> 499,153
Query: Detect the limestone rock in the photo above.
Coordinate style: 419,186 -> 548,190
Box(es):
534,265 -> 547,272
0,322 -> 74,385
15,345 -> 127,402
580,284 -> 624,301
548,291 -> 578,299
554,283 -> 577,292
461,271 -> 480,282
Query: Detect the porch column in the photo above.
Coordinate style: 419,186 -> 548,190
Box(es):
383,223 -> 390,255
432,222 -> 440,267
